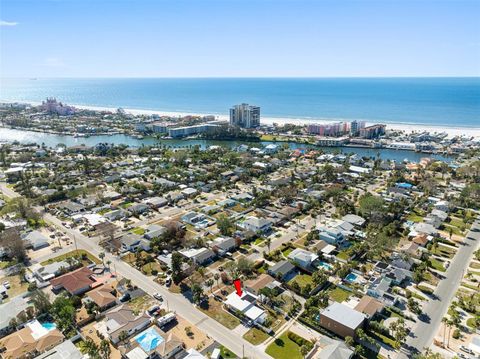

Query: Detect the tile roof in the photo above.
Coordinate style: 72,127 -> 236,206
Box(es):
50,266 -> 95,294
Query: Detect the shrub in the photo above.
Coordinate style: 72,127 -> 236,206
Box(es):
452,329 -> 461,339
287,331 -> 312,350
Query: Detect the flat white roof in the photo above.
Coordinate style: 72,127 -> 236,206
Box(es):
126,347 -> 149,359
225,292 -> 251,312
244,305 -> 265,321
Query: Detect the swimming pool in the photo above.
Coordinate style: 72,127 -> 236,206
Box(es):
135,327 -> 164,352
318,261 -> 333,271
41,322 -> 56,331
345,273 -> 358,282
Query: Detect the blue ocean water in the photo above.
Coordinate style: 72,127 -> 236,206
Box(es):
1,77 -> 479,127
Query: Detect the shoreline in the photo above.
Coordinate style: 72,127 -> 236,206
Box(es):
4,100 -> 480,138
71,104 -> 480,138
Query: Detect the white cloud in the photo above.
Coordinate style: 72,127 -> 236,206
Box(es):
0,20 -> 18,27
43,57 -> 66,67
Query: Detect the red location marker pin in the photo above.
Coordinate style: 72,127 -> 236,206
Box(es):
233,278 -> 242,297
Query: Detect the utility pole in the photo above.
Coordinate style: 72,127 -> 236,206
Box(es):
73,233 -> 78,252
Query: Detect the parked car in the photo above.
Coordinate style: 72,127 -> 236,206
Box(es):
165,278 -> 172,287
3,281 -> 10,289
153,293 -> 163,301
119,293 -> 131,302
460,346 -> 474,355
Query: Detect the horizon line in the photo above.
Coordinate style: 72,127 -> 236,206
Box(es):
2,76 -> 480,80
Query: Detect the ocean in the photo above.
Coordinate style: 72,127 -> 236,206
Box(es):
1,77 -> 479,127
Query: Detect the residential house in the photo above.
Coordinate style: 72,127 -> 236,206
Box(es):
313,341 -> 353,359
341,214 -> 366,228
241,216 -> 272,234
367,277 -> 397,306
22,231 -> 49,250
85,284 -> 117,311
354,296 -> 385,319
121,233 -> 150,253
33,260 -> 72,282
105,305 -> 151,344
35,340 -> 83,359
268,260 -> 296,281
104,209 -> 128,221
317,225 -> 345,245
128,203 -> 150,215
144,224 -> 166,240
179,248 -> 216,265
210,237 -> 236,255
224,292 -> 267,324
123,326 -> 183,359
318,302 -> 366,338
0,296 -> 32,337
144,196 -> 168,209
244,274 -> 279,296
287,248 -> 319,270
0,320 -> 64,359
50,266 -> 95,295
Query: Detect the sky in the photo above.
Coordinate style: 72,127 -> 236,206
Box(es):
0,0 -> 479,78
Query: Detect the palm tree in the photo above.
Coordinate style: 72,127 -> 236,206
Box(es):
99,252 -> 105,268
214,273 -> 220,288
206,279 -> 214,293
265,237 -> 271,252
106,259 -> 112,271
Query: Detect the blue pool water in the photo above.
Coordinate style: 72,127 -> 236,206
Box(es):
318,261 -> 333,271
135,327 -> 164,352
41,322 -> 56,331
345,273 -> 358,282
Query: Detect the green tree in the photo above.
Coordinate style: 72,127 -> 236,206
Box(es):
216,214 -> 234,236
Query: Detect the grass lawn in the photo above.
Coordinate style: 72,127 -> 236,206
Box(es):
282,247 -> 294,257
470,262 -> 480,270
0,260 -> 17,269
243,328 -> 269,345
370,331 -> 396,349
130,227 -> 145,235
336,250 -> 350,261
254,237 -> 265,245
442,224 -> 462,236
430,244 -> 456,259
40,249 -> 100,265
0,274 -> 29,301
219,346 -> 236,358
142,261 -> 161,275
329,286 -> 351,302
407,213 -> 424,223
429,258 -> 446,272
288,274 -> 313,289
199,298 -> 241,329
128,294 -> 155,313
467,317 -> 478,329
265,332 -> 305,359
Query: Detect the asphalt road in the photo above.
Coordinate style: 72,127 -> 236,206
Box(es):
399,221 -> 480,358
42,212 -> 271,359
